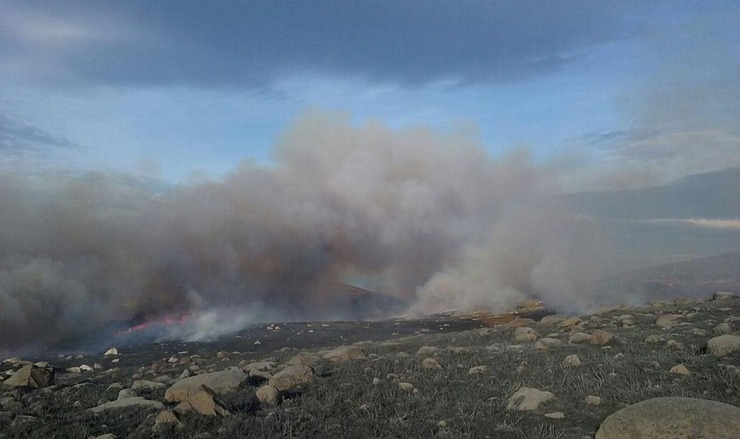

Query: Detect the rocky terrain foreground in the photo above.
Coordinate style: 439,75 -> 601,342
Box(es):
2,292 -> 740,439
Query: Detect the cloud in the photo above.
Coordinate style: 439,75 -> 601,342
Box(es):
0,110 -> 80,155
0,0 -> 631,87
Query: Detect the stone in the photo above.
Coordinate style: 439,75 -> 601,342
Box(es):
2,364 -> 54,389
240,360 -> 277,373
268,365 -> 314,391
595,397 -> 740,439
540,314 -> 568,326
645,335 -> 663,343
132,380 -> 165,390
165,369 -> 248,415
669,364 -> 690,375
544,411 -> 564,419
706,335 -> 740,356
152,409 -> 184,433
506,318 -> 535,328
507,387 -> 554,411
322,345 -> 368,362
89,397 -> 164,413
569,332 -> 591,344
712,291 -> 735,301
590,330 -> 614,345
562,354 -> 581,368
398,382 -> 416,393
585,395 -> 602,405
372,377 -> 381,385
2,357 -> 22,365
255,385 -> 282,406
655,314 -> 682,329
104,347 -> 119,357
421,357 -> 443,370
117,389 -> 137,399
558,317 -> 582,329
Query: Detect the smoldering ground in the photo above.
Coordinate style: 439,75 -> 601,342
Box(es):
0,112 -> 634,353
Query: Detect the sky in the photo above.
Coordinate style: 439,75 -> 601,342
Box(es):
1,0 -> 738,185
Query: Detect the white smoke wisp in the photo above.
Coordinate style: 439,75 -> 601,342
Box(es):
0,111 -> 610,352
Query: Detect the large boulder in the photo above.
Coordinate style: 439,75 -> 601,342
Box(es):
595,397 -> 740,439
268,365 -> 315,391
287,352 -> 322,367
2,364 -> 54,389
89,397 -> 164,413
164,369 -> 248,416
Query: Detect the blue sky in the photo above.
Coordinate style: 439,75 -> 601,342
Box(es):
0,0 -> 738,185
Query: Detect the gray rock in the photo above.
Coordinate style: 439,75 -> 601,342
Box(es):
714,322 -> 732,335
164,369 -> 248,416
268,365 -> 315,391
255,385 -> 281,406
89,397 -> 164,413
421,357 -> 443,370
506,387 -> 554,411
534,337 -> 562,350
595,397 -> 740,439
712,291 -> 735,301
416,346 -> 440,357
569,332 -> 591,344
322,346 -> 368,362
2,364 -> 54,389
655,314 -> 682,329
287,352 -> 322,367
153,409 -> 184,433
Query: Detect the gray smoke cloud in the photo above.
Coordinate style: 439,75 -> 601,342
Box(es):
0,112 -> 612,353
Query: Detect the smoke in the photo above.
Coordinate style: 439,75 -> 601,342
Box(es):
0,112 -> 610,353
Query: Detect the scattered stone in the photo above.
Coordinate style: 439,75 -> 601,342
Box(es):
323,345 -> 368,362
544,411 -> 564,419
255,385 -> 282,406
540,314 -> 568,326
562,354 -> 581,368
585,395 -> 602,405
558,316 -> 582,329
118,388 -> 137,400
240,360 -> 277,373
132,380 -> 166,390
569,332 -> 591,344
165,369 -> 248,416
468,365 -> 489,375
669,364 -> 690,375
590,330 -> 614,345
92,434 -> 116,439
268,365 -> 315,391
645,335 -> 663,343
372,378 -> 381,385
692,328 -> 708,336
655,314 -> 682,329
2,364 -> 54,389
506,387 -> 554,411
447,346 -> 471,354
89,397 -> 164,413
104,347 -> 119,357
421,357 -> 443,370
506,318 -> 535,328
2,357 -> 21,366
706,335 -> 740,356
666,339 -> 684,350
595,397 -> 740,439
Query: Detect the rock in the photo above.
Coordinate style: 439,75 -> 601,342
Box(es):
372,377 -> 381,385
2,357 -> 22,365
2,364 -> 54,389
712,291 -> 735,301
287,352 -> 322,367
255,385 -> 282,406
165,369 -> 248,416
468,366 -> 489,375
447,346 -> 471,354
714,322 -> 732,335
421,357 -> 443,370
595,397 -> 740,439
666,339 -> 684,350
322,346 -> 368,362
506,387 -> 554,411
544,411 -> 564,419
645,334 -> 663,343
585,395 -> 602,405
118,388 -> 137,399
152,409 -> 184,433
92,435 -> 117,439
669,364 -> 690,375
569,332 -> 591,344
416,346 -> 440,357
240,360 -> 277,373
506,318 -> 535,328
706,335 -> 740,356
398,382 -> 416,394
513,327 -> 538,343
655,314 -> 682,329
268,365 -> 315,391
562,354 -> 581,368
534,337 -> 562,350
590,330 -> 614,345
104,347 -> 118,357
89,397 -> 164,413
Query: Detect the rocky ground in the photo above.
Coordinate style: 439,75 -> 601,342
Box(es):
1,292 -> 740,439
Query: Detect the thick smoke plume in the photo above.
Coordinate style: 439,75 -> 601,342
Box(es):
0,112 -> 607,353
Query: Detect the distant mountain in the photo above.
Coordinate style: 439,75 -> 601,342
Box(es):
596,251 -> 740,300
316,281 -> 410,320
560,168 -> 740,220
